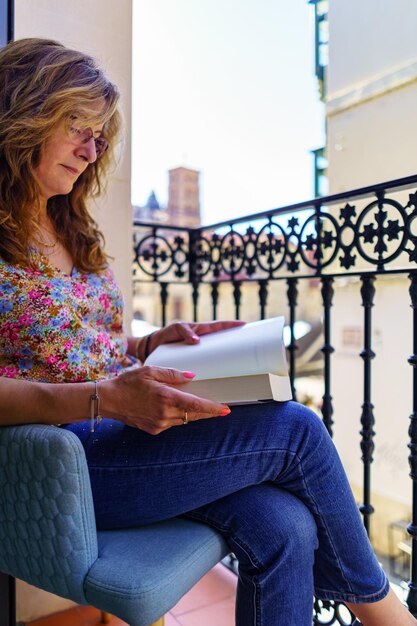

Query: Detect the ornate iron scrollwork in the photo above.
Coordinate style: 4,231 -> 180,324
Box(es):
313,598 -> 360,625
133,184 -> 417,284
134,231 -> 189,280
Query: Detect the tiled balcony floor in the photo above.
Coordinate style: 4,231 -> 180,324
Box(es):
28,563 -> 237,626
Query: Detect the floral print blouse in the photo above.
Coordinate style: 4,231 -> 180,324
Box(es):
0,251 -> 132,382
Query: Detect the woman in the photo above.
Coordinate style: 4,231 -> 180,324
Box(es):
0,38 -> 413,626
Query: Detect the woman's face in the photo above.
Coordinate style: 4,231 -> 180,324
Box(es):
33,115 -> 105,202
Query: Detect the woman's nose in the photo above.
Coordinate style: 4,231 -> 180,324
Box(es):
75,137 -> 98,163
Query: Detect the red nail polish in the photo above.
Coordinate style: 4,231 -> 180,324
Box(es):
219,407 -> 231,416
183,371 -> 196,378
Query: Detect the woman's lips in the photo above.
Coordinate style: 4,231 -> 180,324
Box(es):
62,164 -> 79,175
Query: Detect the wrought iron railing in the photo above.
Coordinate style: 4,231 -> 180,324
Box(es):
133,173 -> 417,624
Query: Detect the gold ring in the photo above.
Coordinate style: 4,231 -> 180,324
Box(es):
182,411 -> 188,425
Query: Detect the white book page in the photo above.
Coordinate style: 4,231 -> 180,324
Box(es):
145,316 -> 288,380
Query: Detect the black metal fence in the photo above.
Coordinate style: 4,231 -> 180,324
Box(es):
133,173 -> 417,624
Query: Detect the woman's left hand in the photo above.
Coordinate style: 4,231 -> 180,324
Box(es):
141,320 -> 245,360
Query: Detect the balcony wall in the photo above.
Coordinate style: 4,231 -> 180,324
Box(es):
326,0 -> 417,192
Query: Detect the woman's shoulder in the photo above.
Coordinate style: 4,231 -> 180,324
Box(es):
0,253 -> 39,274
0,255 -> 21,279
0,254 -> 57,293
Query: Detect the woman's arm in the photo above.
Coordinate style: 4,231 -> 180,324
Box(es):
0,366 -> 231,434
0,376 -> 94,426
126,335 -> 146,361
1,323 -> 244,430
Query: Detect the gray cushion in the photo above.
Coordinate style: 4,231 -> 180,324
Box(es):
86,520 -> 228,625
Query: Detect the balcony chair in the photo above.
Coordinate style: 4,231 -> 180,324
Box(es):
0,424 -> 229,626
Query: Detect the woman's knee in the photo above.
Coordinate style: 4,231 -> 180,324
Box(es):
266,485 -> 318,550
283,491 -> 318,552
280,400 -> 325,430
254,400 -> 329,449
190,483 -> 318,565
232,485 -> 318,573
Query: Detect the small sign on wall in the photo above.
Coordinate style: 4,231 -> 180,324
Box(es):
342,326 -> 362,350
341,325 -> 383,352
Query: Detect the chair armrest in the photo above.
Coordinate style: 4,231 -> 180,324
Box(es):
0,424 -> 98,604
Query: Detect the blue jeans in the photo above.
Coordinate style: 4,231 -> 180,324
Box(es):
66,401 -> 389,626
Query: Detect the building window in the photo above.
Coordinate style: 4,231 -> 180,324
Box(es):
308,0 -> 328,101
311,146 -> 328,197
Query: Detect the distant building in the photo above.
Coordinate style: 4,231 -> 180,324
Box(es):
133,166 -> 201,227
167,166 -> 201,227
132,190 -> 164,223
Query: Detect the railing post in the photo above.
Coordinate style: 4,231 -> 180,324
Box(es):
359,274 -> 376,535
192,281 -> 199,323
407,272 -> 417,616
258,279 -> 268,320
160,283 -> 168,328
233,280 -> 242,320
286,278 -> 298,401
321,276 -> 334,436
189,229 -> 201,323
211,283 -> 219,321
0,573 -> 16,626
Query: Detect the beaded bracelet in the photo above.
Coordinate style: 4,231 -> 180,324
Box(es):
90,380 -> 102,433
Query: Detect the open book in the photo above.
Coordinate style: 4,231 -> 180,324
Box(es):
145,316 -> 293,404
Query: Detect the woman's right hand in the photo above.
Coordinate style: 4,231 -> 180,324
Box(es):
100,365 -> 231,435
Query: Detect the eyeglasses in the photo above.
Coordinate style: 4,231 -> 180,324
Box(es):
68,124 -> 109,159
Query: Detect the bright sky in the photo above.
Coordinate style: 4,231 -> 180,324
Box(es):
132,0 -> 325,225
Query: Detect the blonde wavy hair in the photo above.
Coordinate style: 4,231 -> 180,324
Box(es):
0,37 -> 121,273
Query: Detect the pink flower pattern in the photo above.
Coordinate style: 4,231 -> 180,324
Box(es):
0,251 -> 131,382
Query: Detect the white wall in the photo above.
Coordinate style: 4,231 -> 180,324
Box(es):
13,0 -> 133,620
327,83 -> 417,193
328,0 -> 417,98
326,0 -> 417,192
332,275 -> 412,505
